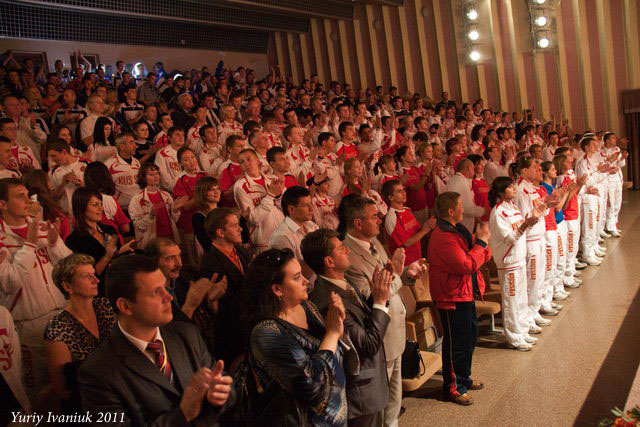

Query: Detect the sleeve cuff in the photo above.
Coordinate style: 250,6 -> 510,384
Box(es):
373,304 -> 389,314
475,239 -> 488,248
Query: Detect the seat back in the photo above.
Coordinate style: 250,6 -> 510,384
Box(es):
399,286 -> 417,316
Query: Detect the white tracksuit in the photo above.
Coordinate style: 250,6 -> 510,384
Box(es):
154,145 -> 182,191
489,200 -> 530,346
234,174 -> 285,254
555,219 -> 568,296
593,152 -> 608,236
575,156 -> 606,259
516,178 -> 548,326
0,219 -> 72,399
601,146 -> 625,231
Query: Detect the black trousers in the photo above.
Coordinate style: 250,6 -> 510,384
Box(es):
347,412 -> 379,427
439,301 -> 478,398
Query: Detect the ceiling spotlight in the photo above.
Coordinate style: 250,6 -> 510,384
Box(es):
466,9 -> 478,20
534,0 -> 546,4
468,30 -> 480,41
469,50 -> 481,61
538,37 -> 550,48
535,16 -> 547,26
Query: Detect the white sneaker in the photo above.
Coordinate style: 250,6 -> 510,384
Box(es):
540,307 -> 559,316
575,261 -> 588,270
574,270 -> 582,277
609,229 -> 621,238
507,342 -> 533,351
595,252 -> 606,259
529,324 -> 543,334
585,257 -> 602,266
600,231 -> 612,239
553,292 -> 568,301
524,335 -> 539,344
551,302 -> 563,310
535,316 -> 552,326
598,245 -> 607,252
573,277 -> 583,285
564,279 -> 580,288
598,238 -> 604,244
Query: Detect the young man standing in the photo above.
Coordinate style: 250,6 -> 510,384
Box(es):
234,149 -> 285,255
0,178 -> 72,399
105,133 -> 141,211
47,139 -> 87,215
155,126 -> 185,191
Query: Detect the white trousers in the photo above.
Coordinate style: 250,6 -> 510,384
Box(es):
580,195 -> 599,259
597,184 -> 607,235
542,229 -> 558,310
498,264 -> 530,346
564,218 -> 580,278
555,221 -> 568,294
526,238 -> 546,325
606,180 -> 623,231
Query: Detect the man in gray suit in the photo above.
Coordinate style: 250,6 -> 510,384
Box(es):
78,255 -> 234,426
303,228 -> 393,427
340,196 -> 427,427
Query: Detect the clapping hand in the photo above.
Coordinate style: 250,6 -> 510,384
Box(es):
370,266 -> 393,305
475,221 -> 491,242
407,258 -> 428,280
390,248 -> 406,276
325,292 -> 345,338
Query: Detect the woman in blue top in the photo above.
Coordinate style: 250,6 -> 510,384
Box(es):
540,161 -> 572,313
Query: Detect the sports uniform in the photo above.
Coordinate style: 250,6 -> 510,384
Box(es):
104,154 -> 141,210
489,200 -> 531,347
154,145 -> 182,191
575,156 -> 606,261
311,193 -> 339,230
233,174 -> 285,254
385,207 -> 422,265
48,159 -> 87,215
129,188 -> 180,250
601,145 -> 625,234
515,177 -> 549,328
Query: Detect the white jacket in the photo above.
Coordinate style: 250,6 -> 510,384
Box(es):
515,178 -> 547,239
445,172 -> 485,233
128,189 -> 180,250
489,200 -> 528,268
105,154 -> 141,209
154,145 -> 182,191
311,194 -> 339,230
575,156 -> 606,197
600,146 -> 625,184
0,306 -> 31,414
233,174 -> 285,249
0,219 -> 70,321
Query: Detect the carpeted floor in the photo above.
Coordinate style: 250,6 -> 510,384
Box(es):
400,191 -> 640,427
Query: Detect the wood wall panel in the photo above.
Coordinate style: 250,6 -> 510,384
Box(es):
270,0 -> 637,135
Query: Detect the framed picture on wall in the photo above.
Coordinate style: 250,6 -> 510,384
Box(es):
4,50 -> 49,72
69,52 -> 101,72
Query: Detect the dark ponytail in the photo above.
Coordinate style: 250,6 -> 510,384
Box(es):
489,176 -> 513,207
374,154 -> 393,176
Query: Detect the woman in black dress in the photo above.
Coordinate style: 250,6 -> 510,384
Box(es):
65,187 -> 134,291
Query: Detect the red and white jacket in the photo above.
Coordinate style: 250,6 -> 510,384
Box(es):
186,123 -> 205,155
233,174 -> 285,250
311,193 -> 339,230
217,120 -> 243,145
154,145 -> 182,191
286,144 -> 312,183
515,178 -> 548,240
8,144 -> 40,171
128,188 -> 180,249
105,154 -> 141,209
198,144 -> 225,177
48,159 -> 87,215
0,219 -> 71,321
489,200 -> 528,268
312,153 -> 344,199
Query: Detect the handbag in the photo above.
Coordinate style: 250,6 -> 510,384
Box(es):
401,340 -> 426,379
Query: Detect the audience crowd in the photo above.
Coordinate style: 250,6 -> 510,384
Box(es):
0,52 -> 628,425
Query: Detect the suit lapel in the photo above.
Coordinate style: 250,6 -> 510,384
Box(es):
210,246 -> 242,283
161,326 -> 194,392
111,327 -> 181,396
345,235 -> 383,272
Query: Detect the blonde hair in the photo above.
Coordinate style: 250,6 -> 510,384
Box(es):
52,253 -> 96,298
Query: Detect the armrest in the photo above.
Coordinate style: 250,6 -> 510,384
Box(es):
405,321 -> 418,342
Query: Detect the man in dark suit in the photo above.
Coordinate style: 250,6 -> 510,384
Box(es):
302,228 -> 392,427
198,208 -> 252,366
78,255 -> 233,426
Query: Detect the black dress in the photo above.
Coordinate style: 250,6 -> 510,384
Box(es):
65,224 -> 119,295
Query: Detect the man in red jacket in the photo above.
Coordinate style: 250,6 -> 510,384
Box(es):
427,191 -> 492,406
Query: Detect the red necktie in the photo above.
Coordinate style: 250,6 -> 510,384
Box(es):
146,340 -> 173,383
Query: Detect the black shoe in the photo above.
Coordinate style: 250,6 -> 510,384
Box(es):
398,406 -> 406,418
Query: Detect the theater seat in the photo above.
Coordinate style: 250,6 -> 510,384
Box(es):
399,286 -> 443,392
475,300 -> 503,334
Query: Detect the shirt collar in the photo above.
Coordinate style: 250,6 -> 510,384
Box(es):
284,216 -> 301,233
118,321 -> 163,355
347,233 -> 372,252
319,275 -> 349,291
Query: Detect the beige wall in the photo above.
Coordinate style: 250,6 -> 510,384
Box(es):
270,0 -> 640,136
0,38 -> 270,77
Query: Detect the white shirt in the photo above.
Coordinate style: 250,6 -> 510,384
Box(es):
154,145 -> 182,191
49,159 -> 87,215
444,172 -> 485,233
118,322 -> 165,365
269,216 -> 319,262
